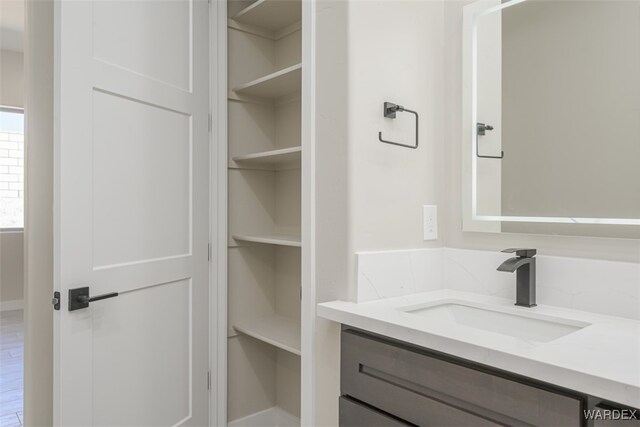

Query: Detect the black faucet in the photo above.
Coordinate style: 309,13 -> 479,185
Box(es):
497,248 -> 537,307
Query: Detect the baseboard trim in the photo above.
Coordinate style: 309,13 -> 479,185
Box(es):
0,299 -> 24,311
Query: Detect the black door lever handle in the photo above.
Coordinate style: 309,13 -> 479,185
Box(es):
69,287 -> 118,311
77,292 -> 119,304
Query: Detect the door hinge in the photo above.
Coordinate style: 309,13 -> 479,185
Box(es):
207,371 -> 211,390
52,291 -> 61,310
208,113 -> 212,133
208,243 -> 212,261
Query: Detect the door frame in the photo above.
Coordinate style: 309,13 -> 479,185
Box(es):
23,0 -> 55,424
300,0 -> 317,424
210,0 -> 228,425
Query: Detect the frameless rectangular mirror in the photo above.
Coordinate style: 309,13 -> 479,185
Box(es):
462,0 -> 640,238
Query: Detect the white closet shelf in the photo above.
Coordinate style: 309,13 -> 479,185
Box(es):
233,234 -> 301,247
231,0 -> 301,33
228,19 -> 301,42
228,406 -> 300,427
233,315 -> 301,356
232,64 -> 301,99
232,146 -> 301,170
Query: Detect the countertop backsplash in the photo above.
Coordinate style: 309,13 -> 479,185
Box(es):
356,247 -> 640,320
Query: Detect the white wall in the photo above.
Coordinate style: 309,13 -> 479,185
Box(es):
0,230 -> 23,307
0,49 -> 25,309
314,0 -> 445,424
0,49 -> 24,108
347,0 -> 445,253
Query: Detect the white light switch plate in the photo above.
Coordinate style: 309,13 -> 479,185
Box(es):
423,205 -> 438,240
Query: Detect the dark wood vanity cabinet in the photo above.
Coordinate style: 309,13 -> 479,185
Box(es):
339,396 -> 412,426
339,327 -> 639,427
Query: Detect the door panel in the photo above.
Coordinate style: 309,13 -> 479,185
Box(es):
53,0 -> 209,425
93,0 -> 192,90
92,280 -> 191,426
92,90 -> 191,268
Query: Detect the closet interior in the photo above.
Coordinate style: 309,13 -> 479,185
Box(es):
226,0 -> 303,425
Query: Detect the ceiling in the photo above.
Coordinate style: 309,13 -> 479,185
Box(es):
0,0 -> 24,52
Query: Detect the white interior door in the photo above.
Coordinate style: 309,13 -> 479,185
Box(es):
52,0 -> 210,425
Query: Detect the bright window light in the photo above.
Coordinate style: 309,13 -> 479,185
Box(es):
0,108 -> 25,229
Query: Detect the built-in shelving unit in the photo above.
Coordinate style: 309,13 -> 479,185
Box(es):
233,315 -> 301,356
232,64 -> 301,99
233,234 -> 302,247
228,407 -> 300,427
226,0 -> 303,425
231,0 -> 301,33
232,146 -> 301,170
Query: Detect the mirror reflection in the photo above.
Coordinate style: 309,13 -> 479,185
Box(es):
471,0 -> 640,237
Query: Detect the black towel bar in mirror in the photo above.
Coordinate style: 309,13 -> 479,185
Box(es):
476,122 -> 504,159
378,102 -> 419,149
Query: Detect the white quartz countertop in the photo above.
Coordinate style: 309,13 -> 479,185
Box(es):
317,289 -> 640,408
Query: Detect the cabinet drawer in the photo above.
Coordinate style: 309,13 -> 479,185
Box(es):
341,329 -> 582,427
340,397 -> 412,427
592,404 -> 640,427
341,386 -> 499,427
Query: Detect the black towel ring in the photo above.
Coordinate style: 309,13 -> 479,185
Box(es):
476,122 -> 504,159
378,102 -> 419,149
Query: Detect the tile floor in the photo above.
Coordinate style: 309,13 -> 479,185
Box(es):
0,310 -> 23,427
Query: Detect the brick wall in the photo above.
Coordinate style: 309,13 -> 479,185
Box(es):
0,131 -> 24,228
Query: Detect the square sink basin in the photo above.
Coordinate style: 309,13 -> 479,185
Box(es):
401,301 -> 591,343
